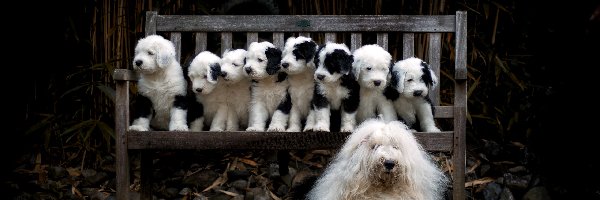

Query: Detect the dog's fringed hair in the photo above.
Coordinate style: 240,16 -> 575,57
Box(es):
307,118 -> 448,200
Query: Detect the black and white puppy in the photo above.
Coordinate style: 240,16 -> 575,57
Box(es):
280,36 -> 318,132
220,48 -> 252,131
244,41 -> 291,132
187,51 -> 226,131
129,35 -> 189,131
385,57 -> 441,132
303,42 -> 358,132
352,44 -> 397,124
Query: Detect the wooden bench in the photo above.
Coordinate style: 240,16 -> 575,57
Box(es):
113,11 -> 467,200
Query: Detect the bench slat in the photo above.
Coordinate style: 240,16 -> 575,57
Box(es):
170,33 -> 182,62
127,131 -> 453,152
156,15 -> 456,32
194,32 -> 207,54
428,33 -> 442,106
403,33 -> 415,58
350,33 -> 361,51
221,32 -> 232,55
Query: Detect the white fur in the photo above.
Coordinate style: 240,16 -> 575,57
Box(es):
391,57 -> 441,132
307,118 -> 448,200
188,51 -> 228,131
305,42 -> 357,132
281,36 -> 318,132
220,49 -> 252,130
353,44 -> 397,123
244,41 -> 290,132
129,35 -> 188,131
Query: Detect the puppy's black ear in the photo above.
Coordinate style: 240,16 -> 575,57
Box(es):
265,47 -> 282,75
209,63 -> 221,83
313,45 -> 325,67
341,54 -> 354,76
293,41 -> 318,60
420,61 -> 438,89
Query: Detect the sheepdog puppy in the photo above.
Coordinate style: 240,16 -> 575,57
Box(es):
129,35 -> 189,131
385,57 -> 441,132
244,41 -> 291,132
187,51 -> 227,131
352,44 -> 397,124
219,48 -> 252,131
280,36 -> 318,132
307,118 -> 448,200
303,42 -> 359,132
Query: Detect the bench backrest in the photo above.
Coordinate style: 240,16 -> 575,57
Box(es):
113,11 -> 467,200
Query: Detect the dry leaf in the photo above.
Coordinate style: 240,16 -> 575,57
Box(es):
202,176 -> 227,192
218,189 -> 239,196
67,167 -> 81,177
465,177 -> 495,187
269,190 -> 282,200
238,158 -> 258,167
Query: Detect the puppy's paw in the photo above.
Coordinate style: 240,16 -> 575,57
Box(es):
169,123 -> 189,131
340,126 -> 354,133
209,127 -> 224,132
313,123 -> 330,132
246,126 -> 265,132
267,125 -> 286,132
286,125 -> 301,132
128,125 -> 149,132
424,126 -> 441,132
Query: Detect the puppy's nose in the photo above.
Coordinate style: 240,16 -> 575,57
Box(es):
413,90 -> 423,96
220,71 -> 228,77
245,67 -> 252,74
195,88 -> 203,93
373,80 -> 381,86
281,63 -> 289,68
384,160 -> 395,170
135,60 -> 142,66
316,74 -> 325,80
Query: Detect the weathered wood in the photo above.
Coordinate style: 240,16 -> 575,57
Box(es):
170,33 -> 181,62
153,13 -> 456,32
377,33 -> 388,50
350,33 -> 361,51
453,80 -> 468,200
127,131 -> 454,152
140,151 -> 152,200
114,80 -> 130,200
299,32 -> 310,37
403,33 -> 415,59
428,33 -> 442,106
455,11 -> 468,80
113,69 -> 138,81
325,32 -> 336,43
221,32 -> 232,56
145,12 -> 156,36
194,32 -> 207,55
273,33 -> 285,49
247,32 -> 258,49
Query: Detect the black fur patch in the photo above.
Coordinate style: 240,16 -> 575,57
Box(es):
292,40 -> 317,61
384,70 -> 401,101
341,75 -> 360,113
132,94 -> 153,120
311,84 -> 329,109
325,49 -> 354,75
173,94 -> 188,110
210,63 -> 221,82
265,47 -> 282,75
276,92 -> 292,114
186,94 -> 204,124
276,72 -> 288,82
313,45 -> 325,66
420,61 -> 434,87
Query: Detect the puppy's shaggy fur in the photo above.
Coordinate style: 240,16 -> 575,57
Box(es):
352,44 -> 397,124
307,118 -> 448,200
303,42 -> 359,132
244,41 -> 291,132
219,48 -> 252,130
187,51 -> 226,131
385,57 -> 441,132
129,35 -> 189,131
280,36 -> 318,132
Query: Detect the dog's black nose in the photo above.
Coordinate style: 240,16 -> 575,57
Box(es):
245,67 -> 252,74
221,71 -> 227,77
316,74 -> 325,80
195,88 -> 203,93
282,63 -> 289,68
373,80 -> 381,86
384,160 -> 395,170
413,90 -> 423,96
135,60 -> 142,66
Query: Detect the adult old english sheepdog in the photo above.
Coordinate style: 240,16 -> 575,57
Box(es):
307,118 -> 448,200
187,51 -> 228,131
244,41 -> 291,132
385,57 -> 441,132
219,48 -> 252,131
352,44 -> 397,124
303,42 -> 359,132
280,36 -> 318,132
129,35 -> 189,131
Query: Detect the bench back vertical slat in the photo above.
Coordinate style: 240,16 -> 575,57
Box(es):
402,33 -> 415,59
145,11 -> 157,35
350,33 -> 362,51
114,80 -> 130,200
377,33 -> 388,51
273,33 -> 285,49
194,32 -> 207,54
247,33 -> 258,49
170,33 -> 182,62
453,10 -> 468,200
428,33 -> 442,106
325,32 -> 336,43
299,32 -> 310,38
221,32 -> 232,56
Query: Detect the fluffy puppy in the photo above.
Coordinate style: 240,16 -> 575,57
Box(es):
129,35 -> 189,131
385,57 -> 441,132
352,44 -> 397,124
307,118 -> 448,200
187,51 -> 227,131
244,41 -> 291,132
219,48 -> 252,131
303,42 -> 359,132
280,36 -> 318,132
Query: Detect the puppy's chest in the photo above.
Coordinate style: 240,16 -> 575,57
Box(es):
288,74 -> 315,103
252,80 -> 289,105
320,83 -> 350,108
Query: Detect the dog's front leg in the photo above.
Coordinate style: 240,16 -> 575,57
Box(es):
312,107 -> 331,132
416,99 -> 441,132
168,95 -> 189,131
247,102 -> 268,131
340,111 -> 357,132
268,93 -> 292,132
209,104 -> 228,131
378,99 -> 398,123
286,106 -> 302,132
129,95 -> 153,131
225,107 -> 240,131
303,109 -> 316,132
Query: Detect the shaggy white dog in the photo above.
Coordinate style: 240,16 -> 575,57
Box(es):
129,35 -> 189,131
386,57 -> 441,132
303,42 -> 359,132
307,118 -> 448,200
219,48 -> 252,130
352,44 -> 397,124
280,36 -> 318,132
187,51 -> 227,131
244,41 -> 291,132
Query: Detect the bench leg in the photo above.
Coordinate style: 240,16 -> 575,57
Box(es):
140,150 -> 153,200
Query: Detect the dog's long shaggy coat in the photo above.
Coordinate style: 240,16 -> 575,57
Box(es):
307,118 -> 448,200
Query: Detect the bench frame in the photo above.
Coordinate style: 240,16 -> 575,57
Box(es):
113,11 -> 467,200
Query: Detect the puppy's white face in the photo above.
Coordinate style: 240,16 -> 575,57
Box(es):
352,44 -> 391,90
244,41 -> 282,80
188,51 -> 221,95
281,36 -> 317,75
133,35 -> 176,74
392,57 -> 438,98
220,49 -> 248,84
314,42 -> 353,83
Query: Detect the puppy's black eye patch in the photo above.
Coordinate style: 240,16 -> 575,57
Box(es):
366,67 -> 372,71
407,78 -> 413,82
258,58 -> 264,62
148,51 -> 154,55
